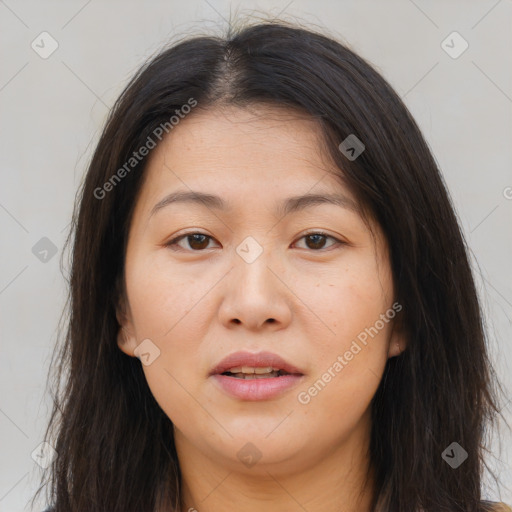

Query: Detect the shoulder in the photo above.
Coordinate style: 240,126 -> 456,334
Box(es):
486,502 -> 512,512
42,504 -> 512,512
41,503 -> 511,512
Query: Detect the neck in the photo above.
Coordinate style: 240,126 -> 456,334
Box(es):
175,415 -> 375,512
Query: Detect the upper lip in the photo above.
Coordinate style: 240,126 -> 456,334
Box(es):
209,350 -> 305,376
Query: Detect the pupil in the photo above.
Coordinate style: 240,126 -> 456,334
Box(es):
187,234 -> 327,251
189,234 -> 208,250
306,234 -> 325,250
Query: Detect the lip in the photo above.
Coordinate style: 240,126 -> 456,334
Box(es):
209,350 -> 305,376
209,350 -> 305,401
211,374 -> 305,401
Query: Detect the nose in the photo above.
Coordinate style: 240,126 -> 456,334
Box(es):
217,245 -> 293,332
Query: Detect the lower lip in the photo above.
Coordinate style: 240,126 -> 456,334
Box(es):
211,374 -> 305,401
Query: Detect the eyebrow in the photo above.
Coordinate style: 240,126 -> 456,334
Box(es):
149,189 -> 359,218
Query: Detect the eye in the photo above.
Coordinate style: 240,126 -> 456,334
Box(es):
165,232 -> 217,252
164,231 -> 344,252
293,231 -> 343,251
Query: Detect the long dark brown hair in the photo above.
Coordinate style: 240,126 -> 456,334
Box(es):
32,17 -> 506,512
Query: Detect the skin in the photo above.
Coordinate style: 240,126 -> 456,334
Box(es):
116,104 -> 405,512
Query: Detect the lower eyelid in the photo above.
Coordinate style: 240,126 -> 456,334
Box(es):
165,233 -> 216,251
165,232 -> 344,251
294,234 -> 341,250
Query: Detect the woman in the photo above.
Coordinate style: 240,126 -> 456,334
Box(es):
33,18 -> 510,512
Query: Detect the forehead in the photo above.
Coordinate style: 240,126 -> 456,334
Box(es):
140,104 -> 354,206
162,103 -> 327,154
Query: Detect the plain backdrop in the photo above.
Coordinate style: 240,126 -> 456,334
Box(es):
0,1 -> 511,510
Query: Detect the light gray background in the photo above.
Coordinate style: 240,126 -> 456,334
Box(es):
1,1 -> 511,510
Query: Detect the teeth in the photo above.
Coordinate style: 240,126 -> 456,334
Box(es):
230,371 -> 280,379
227,366 -> 278,374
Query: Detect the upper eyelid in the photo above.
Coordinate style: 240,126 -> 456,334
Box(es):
166,230 -> 343,249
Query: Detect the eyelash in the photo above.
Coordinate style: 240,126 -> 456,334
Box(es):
164,231 -> 344,252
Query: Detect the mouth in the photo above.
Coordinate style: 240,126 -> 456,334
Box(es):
209,350 -> 305,378
220,367 -> 294,379
209,351 -> 305,401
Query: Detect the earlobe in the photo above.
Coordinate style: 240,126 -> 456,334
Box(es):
387,314 -> 407,358
117,326 -> 135,357
387,339 -> 404,358
115,307 -> 138,357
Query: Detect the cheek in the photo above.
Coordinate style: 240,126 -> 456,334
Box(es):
295,254 -> 393,418
124,254 -> 219,423
295,313 -> 392,445
299,250 -> 393,356
125,251 -> 213,341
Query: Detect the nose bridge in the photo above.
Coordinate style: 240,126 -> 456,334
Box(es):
233,234 -> 276,294
219,234 -> 291,330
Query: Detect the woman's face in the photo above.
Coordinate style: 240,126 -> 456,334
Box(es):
117,105 -> 403,475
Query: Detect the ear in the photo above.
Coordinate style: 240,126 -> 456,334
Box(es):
116,298 -> 138,358
387,309 -> 407,359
